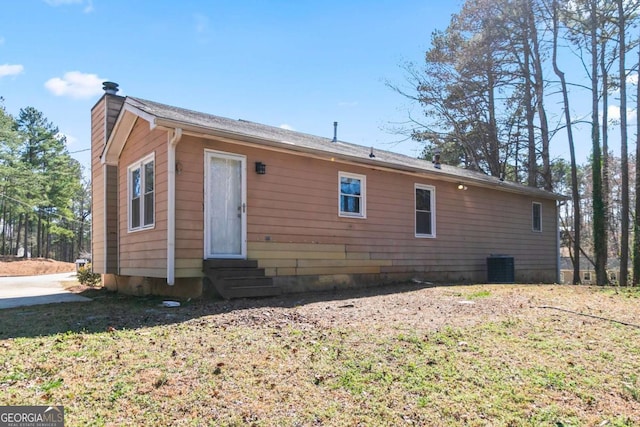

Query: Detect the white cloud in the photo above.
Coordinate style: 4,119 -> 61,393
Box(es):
43,0 -> 93,13
45,71 -> 105,99
44,0 -> 81,5
609,105 -> 620,120
280,124 -> 295,131
55,132 -> 77,146
0,64 -> 24,78
628,73 -> 638,86
606,104 -> 636,122
45,0 -> 75,4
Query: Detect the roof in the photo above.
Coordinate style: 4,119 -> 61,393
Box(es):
105,95 -> 568,201
559,256 -> 619,271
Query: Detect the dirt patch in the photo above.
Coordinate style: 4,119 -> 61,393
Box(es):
192,283 -> 640,334
0,256 -> 76,277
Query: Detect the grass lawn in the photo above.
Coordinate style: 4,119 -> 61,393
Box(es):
0,283 -> 639,426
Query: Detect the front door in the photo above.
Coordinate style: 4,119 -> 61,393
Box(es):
204,150 -> 247,258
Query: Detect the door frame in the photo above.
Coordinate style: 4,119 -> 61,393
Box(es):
203,149 -> 247,259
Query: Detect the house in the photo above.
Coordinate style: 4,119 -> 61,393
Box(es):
91,82 -> 567,298
559,254 -> 620,285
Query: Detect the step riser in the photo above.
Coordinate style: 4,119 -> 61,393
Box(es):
204,259 -> 258,269
223,287 -> 282,299
206,268 -> 267,279
222,277 -> 274,289
203,259 -> 280,299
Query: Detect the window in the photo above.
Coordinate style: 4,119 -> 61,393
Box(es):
532,202 -> 542,232
415,184 -> 436,238
339,172 -> 366,218
128,153 -> 155,231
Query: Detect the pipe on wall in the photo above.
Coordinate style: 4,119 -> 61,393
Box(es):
167,128 -> 183,285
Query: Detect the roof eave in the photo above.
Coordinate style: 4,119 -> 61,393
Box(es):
101,101 -> 158,165
153,117 -> 567,201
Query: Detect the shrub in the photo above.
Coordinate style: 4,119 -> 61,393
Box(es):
77,263 -> 101,287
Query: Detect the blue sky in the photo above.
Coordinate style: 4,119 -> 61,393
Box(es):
0,0 -> 624,177
0,0 -> 458,173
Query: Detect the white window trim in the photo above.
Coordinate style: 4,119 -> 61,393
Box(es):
338,171 -> 366,219
532,202 -> 542,232
415,183 -> 436,238
127,152 -> 155,232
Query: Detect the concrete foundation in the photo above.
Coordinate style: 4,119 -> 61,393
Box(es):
102,274 -> 203,298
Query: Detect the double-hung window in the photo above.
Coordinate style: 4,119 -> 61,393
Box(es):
339,172 -> 366,218
532,202 -> 542,232
128,153 -> 155,231
415,184 -> 435,238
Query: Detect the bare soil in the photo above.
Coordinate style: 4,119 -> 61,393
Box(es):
0,256 -> 76,277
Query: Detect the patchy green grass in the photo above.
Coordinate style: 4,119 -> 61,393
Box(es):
0,284 -> 639,426
602,286 -> 640,299
466,289 -> 492,299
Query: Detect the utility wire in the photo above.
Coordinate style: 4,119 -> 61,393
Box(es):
0,193 -> 90,226
538,305 -> 640,329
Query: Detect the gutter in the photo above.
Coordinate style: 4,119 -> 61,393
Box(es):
167,128 -> 183,285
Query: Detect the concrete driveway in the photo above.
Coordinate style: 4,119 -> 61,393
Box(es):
0,272 -> 91,309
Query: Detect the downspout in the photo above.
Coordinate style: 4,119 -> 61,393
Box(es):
556,200 -> 562,284
167,128 -> 183,285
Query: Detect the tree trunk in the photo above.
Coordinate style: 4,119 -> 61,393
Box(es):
4,208 -> 16,255
590,0 -> 607,285
552,0 -> 581,284
487,65 -> 501,177
23,212 -> 28,258
15,213 -> 22,256
1,197 -> 6,255
600,41 -> 610,277
527,1 -> 551,191
44,212 -> 50,259
78,193 -> 85,257
618,0 -> 629,287
633,40 -> 640,285
523,21 -> 537,188
36,210 -> 42,258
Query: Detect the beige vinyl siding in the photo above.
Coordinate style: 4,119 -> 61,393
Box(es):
174,136 -> 559,285
174,137 -> 206,277
117,119 -> 168,277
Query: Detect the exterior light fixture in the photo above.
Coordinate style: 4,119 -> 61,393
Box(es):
255,162 -> 266,175
457,183 -> 468,190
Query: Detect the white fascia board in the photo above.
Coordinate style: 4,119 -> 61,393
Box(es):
102,103 -> 158,166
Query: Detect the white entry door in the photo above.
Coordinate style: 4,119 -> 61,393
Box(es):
204,150 -> 247,258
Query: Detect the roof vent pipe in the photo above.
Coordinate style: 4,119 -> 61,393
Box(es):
433,148 -> 441,169
332,121 -> 338,142
102,81 -> 119,95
